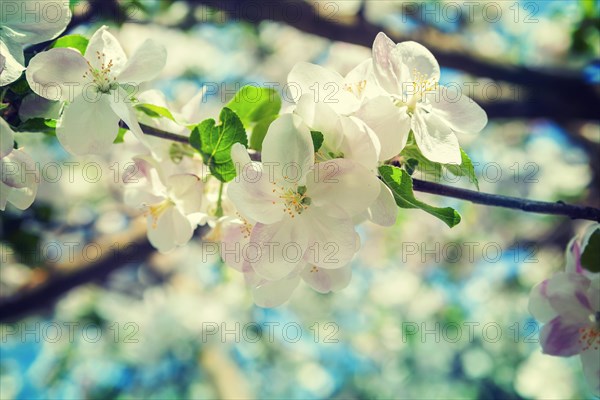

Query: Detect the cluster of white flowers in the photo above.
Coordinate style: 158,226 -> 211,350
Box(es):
1,25 -> 491,306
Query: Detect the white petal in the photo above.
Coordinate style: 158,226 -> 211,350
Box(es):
429,86 -> 488,134
301,263 -> 352,293
0,118 -> 15,158
1,147 -> 38,189
372,32 -> 402,95
1,0 -> 71,44
0,149 -> 38,210
412,109 -> 461,164
56,94 -> 120,155
0,181 -> 8,210
303,212 -> 359,270
307,158 -> 380,217
117,39 -> 167,84
367,180 -> 398,227
288,62 -> 358,114
545,272 -> 593,321
218,217 -> 251,272
354,95 -> 410,161
252,273 -> 301,308
0,36 -> 25,86
338,116 -> 379,171
249,221 -> 310,281
167,174 -> 203,215
581,347 -> 600,397
109,86 -> 149,147
26,48 -> 88,101
565,237 -> 582,274
396,41 -> 440,83
294,94 -> 342,151
528,279 -> 558,324
147,207 -> 194,253
344,58 -> 381,99
261,114 -> 314,185
84,26 -> 127,74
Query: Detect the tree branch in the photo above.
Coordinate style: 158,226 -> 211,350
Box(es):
412,178 -> 600,222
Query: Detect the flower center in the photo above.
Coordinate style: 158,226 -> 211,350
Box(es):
144,199 -> 174,228
272,183 -> 311,218
579,321 -> 600,351
83,51 -> 118,93
344,80 -> 367,98
399,68 -> 439,113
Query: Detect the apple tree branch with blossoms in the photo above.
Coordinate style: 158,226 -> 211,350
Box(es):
0,1 -> 599,396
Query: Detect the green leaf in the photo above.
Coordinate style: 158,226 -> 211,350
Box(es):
189,107 -> 248,182
445,149 -> 480,190
310,131 -> 324,152
113,127 -> 129,144
249,115 -> 276,151
581,227 -> 600,273
227,85 -> 281,126
50,34 -> 89,54
9,76 -> 31,95
400,143 -> 442,180
135,103 -> 177,122
16,118 -> 56,136
379,165 -> 461,228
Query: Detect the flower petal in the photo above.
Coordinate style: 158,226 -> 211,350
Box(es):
581,346 -> 600,397
252,273 -> 301,308
338,116 -> 379,171
0,117 -> 15,158
293,94 -> 342,150
429,86 -> 488,134
85,26 -> 127,74
249,220 -> 310,281
366,180 -> 398,227
147,207 -> 194,253
545,272 -> 593,321
412,108 -> 461,164
109,86 -> 149,147
56,94 -> 120,155
301,263 -> 352,293
303,212 -> 359,270
306,158 -> 380,218
26,48 -> 88,101
528,280 -> 558,324
1,147 -> 38,189
217,217 -> 251,272
0,36 -> 25,86
372,32 -> 402,95
354,95 -> 410,161
1,0 -> 71,44
261,113 -> 314,185
0,149 -> 38,210
117,39 -> 167,84
167,174 -> 203,215
539,316 -> 582,357
396,41 -> 440,83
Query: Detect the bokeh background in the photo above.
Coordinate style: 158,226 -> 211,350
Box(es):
1,0 -> 599,399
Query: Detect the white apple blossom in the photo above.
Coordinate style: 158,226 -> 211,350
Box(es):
0,118 -> 39,211
359,32 -> 488,164
0,0 -> 71,86
25,26 -> 167,155
529,224 -> 600,396
227,113 -> 380,281
123,155 -> 204,253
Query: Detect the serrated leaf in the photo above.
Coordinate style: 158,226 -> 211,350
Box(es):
189,107 -> 248,182
445,148 -> 480,190
581,228 -> 600,273
379,165 -> 461,228
311,131 -> 324,152
135,103 -> 177,122
249,115 -> 276,151
50,34 -> 89,54
227,85 -> 281,126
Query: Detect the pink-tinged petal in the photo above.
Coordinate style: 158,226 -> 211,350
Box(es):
2,0 -> 71,45
539,316 -> 583,357
354,95 -> 410,161
166,174 -> 203,215
227,160 -> 282,225
301,263 -> 352,293
84,26 -> 127,74
546,272 -> 593,321
217,217 -> 252,272
396,41 -> 440,83
528,280 -> 558,323
147,207 -> 194,253
367,180 -> 398,227
581,346 -> 600,397
306,158 -> 380,217
294,94 -> 342,150
287,62 -> 358,114
261,114 -> 314,185
565,237 -> 582,274
252,273 -> 301,308
338,116 -> 379,171
56,94 -> 120,155
117,39 -> 167,84
372,32 -> 401,95
0,36 -> 25,86
303,212 -> 358,270
249,221 -> 310,281
412,108 -> 461,164
429,86 -> 487,134
0,118 -> 15,158
25,48 -> 88,101
588,276 -> 600,313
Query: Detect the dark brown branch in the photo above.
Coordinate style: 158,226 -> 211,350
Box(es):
412,178 -> 600,222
